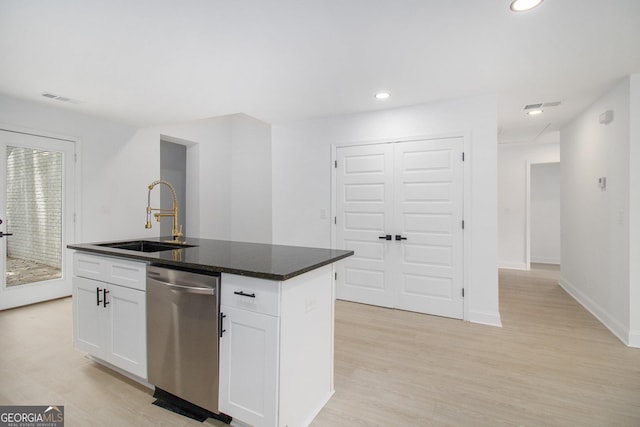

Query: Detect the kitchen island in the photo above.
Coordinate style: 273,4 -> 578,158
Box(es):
68,237 -> 353,427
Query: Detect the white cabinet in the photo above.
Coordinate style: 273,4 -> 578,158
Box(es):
219,305 -> 279,427
72,253 -> 147,379
219,266 -> 335,427
220,274 -> 280,426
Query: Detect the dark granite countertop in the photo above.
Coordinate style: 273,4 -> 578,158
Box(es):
68,237 -> 353,281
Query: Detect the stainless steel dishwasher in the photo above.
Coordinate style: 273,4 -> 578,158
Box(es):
147,265 -> 228,422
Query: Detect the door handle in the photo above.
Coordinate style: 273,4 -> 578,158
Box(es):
103,289 -> 110,307
395,235 -> 407,241
378,235 -> 392,240
96,287 -> 103,306
0,231 -> 13,238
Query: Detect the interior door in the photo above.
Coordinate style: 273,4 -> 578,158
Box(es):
393,138 -> 464,318
335,143 -> 394,307
0,129 -> 75,310
335,138 -> 464,319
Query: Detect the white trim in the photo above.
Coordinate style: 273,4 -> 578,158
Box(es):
468,309 -> 502,327
0,126 -> 79,310
628,331 -> 640,348
559,276 -> 630,346
330,131 -> 468,149
73,140 -> 82,244
0,122 -> 77,142
298,390 -> 335,427
498,262 -> 529,270
530,256 -> 561,264
525,160 -> 531,270
462,131 -> 471,322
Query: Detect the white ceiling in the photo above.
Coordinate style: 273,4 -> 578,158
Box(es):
1,0 -> 639,143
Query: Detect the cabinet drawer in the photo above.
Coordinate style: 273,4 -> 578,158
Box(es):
74,253 -> 147,291
221,274 -> 280,316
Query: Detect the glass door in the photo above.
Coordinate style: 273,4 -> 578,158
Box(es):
0,129 -> 75,310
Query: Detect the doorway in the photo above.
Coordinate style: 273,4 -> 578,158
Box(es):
160,140 -> 186,237
0,129 -> 75,310
527,162 -> 561,270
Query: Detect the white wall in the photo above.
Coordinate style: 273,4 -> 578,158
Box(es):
560,77 -> 632,345
0,95 -> 141,242
144,117 -> 233,240
497,142 -> 560,269
127,113 -> 272,243
0,96 -> 272,244
230,114 -> 272,244
272,95 -> 501,326
530,162 -> 561,264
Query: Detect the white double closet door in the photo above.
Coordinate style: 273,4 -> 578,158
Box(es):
335,137 -> 464,319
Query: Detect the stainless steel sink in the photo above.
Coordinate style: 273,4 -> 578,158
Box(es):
97,240 -> 196,252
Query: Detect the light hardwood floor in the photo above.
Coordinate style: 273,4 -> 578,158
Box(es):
1,267 -> 639,426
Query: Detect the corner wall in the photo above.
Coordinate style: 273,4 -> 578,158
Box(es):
272,95 -> 501,326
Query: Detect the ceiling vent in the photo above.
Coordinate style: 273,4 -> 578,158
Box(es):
41,92 -> 80,104
523,101 -> 561,111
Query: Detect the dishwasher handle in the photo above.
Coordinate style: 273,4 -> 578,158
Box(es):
147,277 -> 215,295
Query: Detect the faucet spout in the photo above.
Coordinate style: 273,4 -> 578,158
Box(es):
145,179 -> 184,241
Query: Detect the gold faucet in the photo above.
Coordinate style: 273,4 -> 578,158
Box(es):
145,179 -> 184,242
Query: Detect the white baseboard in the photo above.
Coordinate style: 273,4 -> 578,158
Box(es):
300,390 -> 335,427
559,276 -> 630,346
531,256 -> 560,264
498,262 -> 528,270
628,330 -> 640,348
468,309 -> 502,327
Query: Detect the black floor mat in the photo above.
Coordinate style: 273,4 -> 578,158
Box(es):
152,397 -> 208,422
151,387 -> 232,424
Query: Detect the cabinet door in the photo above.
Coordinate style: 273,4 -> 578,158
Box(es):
106,284 -> 147,379
219,305 -> 279,427
72,276 -> 106,357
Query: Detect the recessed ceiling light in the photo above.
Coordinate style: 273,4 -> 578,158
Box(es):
527,109 -> 544,116
375,92 -> 390,100
510,0 -> 544,12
